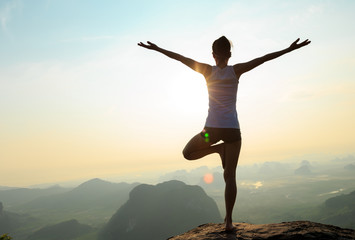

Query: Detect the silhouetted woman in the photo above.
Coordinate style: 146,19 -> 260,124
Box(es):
138,36 -> 310,231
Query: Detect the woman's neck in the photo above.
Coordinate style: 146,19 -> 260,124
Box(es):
215,58 -> 229,69
217,62 -> 228,69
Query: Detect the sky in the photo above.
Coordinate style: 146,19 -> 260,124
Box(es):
0,0 -> 354,187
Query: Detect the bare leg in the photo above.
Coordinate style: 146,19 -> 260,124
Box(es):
182,133 -> 224,162
183,133 -> 241,231
223,140 -> 241,231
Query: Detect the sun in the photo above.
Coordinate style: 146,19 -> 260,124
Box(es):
203,173 -> 214,184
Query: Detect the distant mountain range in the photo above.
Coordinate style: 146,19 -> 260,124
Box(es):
0,178 -> 139,239
1,179 -> 222,240
0,185 -> 70,208
99,180 -> 222,240
27,219 -> 94,240
19,178 -> 137,211
1,163 -> 354,240
12,178 -> 139,226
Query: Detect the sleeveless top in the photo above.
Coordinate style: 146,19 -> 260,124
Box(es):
204,65 -> 240,129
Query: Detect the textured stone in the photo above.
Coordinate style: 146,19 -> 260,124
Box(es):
168,221 -> 355,240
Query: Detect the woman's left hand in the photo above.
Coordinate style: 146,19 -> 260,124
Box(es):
289,38 -> 311,51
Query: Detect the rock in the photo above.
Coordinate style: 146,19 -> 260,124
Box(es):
168,221 -> 355,240
99,180 -> 222,240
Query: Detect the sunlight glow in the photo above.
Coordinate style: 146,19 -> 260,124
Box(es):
203,173 -> 214,184
1,0 -> 354,186
168,72 -> 208,116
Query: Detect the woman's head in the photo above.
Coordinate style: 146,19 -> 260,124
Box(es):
212,36 -> 231,61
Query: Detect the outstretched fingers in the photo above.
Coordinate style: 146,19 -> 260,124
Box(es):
137,41 -> 148,48
301,39 -> 311,46
137,41 -> 158,50
290,38 -> 311,50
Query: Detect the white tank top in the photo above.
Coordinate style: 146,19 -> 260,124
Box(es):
204,66 -> 240,129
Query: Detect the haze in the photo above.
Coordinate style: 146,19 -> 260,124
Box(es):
0,0 -> 354,187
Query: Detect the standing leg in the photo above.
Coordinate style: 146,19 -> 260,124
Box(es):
223,140 -> 241,231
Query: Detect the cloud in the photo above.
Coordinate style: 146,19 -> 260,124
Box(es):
0,0 -> 22,32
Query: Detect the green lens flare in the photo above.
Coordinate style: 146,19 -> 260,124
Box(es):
204,132 -> 210,142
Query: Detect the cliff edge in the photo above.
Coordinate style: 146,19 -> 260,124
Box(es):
168,221 -> 355,240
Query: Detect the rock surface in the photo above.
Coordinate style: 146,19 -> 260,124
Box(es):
168,221 -> 355,240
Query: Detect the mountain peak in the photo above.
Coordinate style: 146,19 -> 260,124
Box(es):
168,221 -> 355,240
74,178 -> 113,189
99,180 -> 222,240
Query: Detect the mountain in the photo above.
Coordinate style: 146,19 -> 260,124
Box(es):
294,160 -> 313,175
0,202 -> 42,240
0,185 -> 70,208
26,219 -> 94,240
17,178 -> 139,226
344,163 -> 355,170
0,201 -> 15,234
294,165 -> 313,175
0,186 -> 18,191
252,161 -> 296,180
99,180 -> 222,240
168,221 -> 355,240
316,190 -> 355,229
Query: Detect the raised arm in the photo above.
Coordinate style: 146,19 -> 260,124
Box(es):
138,41 -> 212,77
234,38 -> 311,75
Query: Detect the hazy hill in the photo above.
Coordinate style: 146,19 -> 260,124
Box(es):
294,160 -> 313,175
344,163 -> 355,170
26,219 -> 94,240
316,190 -> 355,229
0,202 -> 42,240
0,201 -> 18,234
0,185 -> 70,208
99,180 -> 222,240
0,186 -> 18,191
17,178 -> 138,226
169,221 -> 355,240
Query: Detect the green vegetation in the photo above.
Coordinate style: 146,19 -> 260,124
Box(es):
0,234 -> 12,240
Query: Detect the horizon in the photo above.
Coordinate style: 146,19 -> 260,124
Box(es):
1,0 -> 355,187
1,153 -> 354,189
1,154 -> 354,239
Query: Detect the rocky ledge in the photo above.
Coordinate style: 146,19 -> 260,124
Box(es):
168,221 -> 355,240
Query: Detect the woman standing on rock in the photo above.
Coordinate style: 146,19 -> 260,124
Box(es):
138,36 -> 310,231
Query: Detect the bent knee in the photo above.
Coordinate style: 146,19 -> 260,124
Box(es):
182,149 -> 194,160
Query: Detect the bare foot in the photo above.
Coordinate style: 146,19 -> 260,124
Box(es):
225,221 -> 236,232
224,217 -> 236,232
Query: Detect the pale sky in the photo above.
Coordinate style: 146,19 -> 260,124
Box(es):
1,0 -> 354,187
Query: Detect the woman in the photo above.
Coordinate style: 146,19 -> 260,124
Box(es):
138,36 -> 310,231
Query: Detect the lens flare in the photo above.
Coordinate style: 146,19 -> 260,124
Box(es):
204,132 -> 210,142
203,173 -> 214,184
